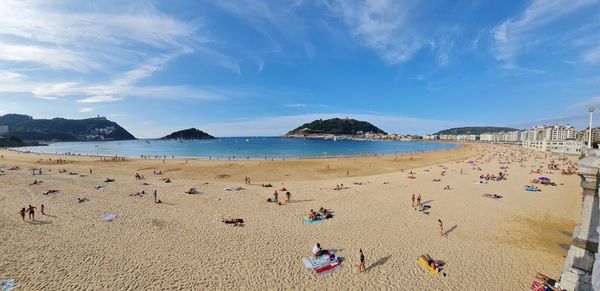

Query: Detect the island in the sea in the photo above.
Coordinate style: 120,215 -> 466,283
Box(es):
285,118 -> 387,139
161,128 -> 215,140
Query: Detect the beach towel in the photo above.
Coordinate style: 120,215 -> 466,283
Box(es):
418,257 -> 439,276
304,217 -> 324,224
0,279 -> 18,291
530,280 -> 544,291
525,188 -> 538,192
315,262 -> 342,276
303,252 -> 338,270
102,214 -> 116,222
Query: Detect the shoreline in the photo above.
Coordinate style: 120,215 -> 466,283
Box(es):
7,140 -> 462,162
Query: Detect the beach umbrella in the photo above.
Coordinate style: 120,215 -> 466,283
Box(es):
538,177 -> 550,181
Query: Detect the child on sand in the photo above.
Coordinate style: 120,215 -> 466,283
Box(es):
357,249 -> 366,273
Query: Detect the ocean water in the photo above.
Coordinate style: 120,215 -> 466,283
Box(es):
18,137 -> 457,159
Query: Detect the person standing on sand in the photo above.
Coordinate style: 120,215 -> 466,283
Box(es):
438,219 -> 445,237
27,205 -> 36,221
20,208 -> 26,220
286,191 -> 291,203
411,194 -> 415,207
416,194 -> 421,207
41,204 -> 45,215
357,249 -> 366,273
90,169 -> 92,175
153,190 -> 158,203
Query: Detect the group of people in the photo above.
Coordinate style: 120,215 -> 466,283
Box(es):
333,184 -> 349,190
479,172 -> 506,181
267,189 -> 291,204
307,207 -> 333,220
19,204 -> 42,221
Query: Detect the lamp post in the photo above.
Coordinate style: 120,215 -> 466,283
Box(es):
589,106 -> 595,149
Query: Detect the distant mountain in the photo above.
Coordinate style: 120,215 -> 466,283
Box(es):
286,118 -> 387,136
0,114 -> 135,142
434,127 -> 520,135
161,128 -> 215,140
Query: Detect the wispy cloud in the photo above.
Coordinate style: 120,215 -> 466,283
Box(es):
491,0 -> 600,68
77,95 -> 121,104
79,107 -> 94,113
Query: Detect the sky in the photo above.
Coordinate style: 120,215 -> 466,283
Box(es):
0,0 -> 599,137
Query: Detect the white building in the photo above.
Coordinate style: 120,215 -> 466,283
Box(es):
522,139 -> 584,155
0,126 -> 7,135
456,134 -> 477,141
479,133 -> 493,142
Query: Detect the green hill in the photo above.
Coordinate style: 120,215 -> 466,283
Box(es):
286,118 -> 387,136
161,128 -> 215,140
434,126 -> 520,135
0,114 -> 135,141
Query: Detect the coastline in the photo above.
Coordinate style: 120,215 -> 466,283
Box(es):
9,138 -> 461,161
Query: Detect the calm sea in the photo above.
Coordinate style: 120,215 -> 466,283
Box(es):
18,137 -> 457,159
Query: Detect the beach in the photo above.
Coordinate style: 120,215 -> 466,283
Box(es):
0,144 -> 580,290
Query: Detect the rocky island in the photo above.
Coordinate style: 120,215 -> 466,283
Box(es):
285,118 -> 387,139
161,128 -> 215,140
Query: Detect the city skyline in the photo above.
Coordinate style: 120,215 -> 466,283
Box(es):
0,1 -> 599,137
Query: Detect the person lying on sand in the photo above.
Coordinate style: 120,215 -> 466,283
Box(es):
222,217 -> 244,226
104,178 -> 115,182
419,254 -> 443,272
535,272 -> 562,291
482,193 -> 503,199
319,207 -> 333,219
164,178 -> 172,183
30,180 -> 42,186
77,197 -> 89,203
43,189 -> 59,195
443,185 -> 451,190
279,187 -> 287,192
261,183 -> 273,187
308,209 -> 319,220
185,187 -> 197,194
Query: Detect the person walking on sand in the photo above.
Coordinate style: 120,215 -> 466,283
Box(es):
357,249 -> 366,273
27,205 -> 36,221
41,204 -> 45,215
153,190 -> 158,203
20,208 -> 26,220
411,194 -> 415,207
438,219 -> 445,238
286,191 -> 291,203
416,194 -> 421,207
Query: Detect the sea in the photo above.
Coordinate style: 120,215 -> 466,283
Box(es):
17,137 -> 457,159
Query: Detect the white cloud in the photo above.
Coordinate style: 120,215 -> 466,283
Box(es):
0,1 -> 197,72
0,71 -> 25,83
77,95 -> 121,103
491,0 -> 600,67
326,0 -> 423,64
583,47 -> 600,64
79,107 -> 94,113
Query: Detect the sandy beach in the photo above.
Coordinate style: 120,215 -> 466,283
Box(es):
0,144 -> 580,290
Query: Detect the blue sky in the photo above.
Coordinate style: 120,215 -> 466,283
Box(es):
0,0 -> 599,137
